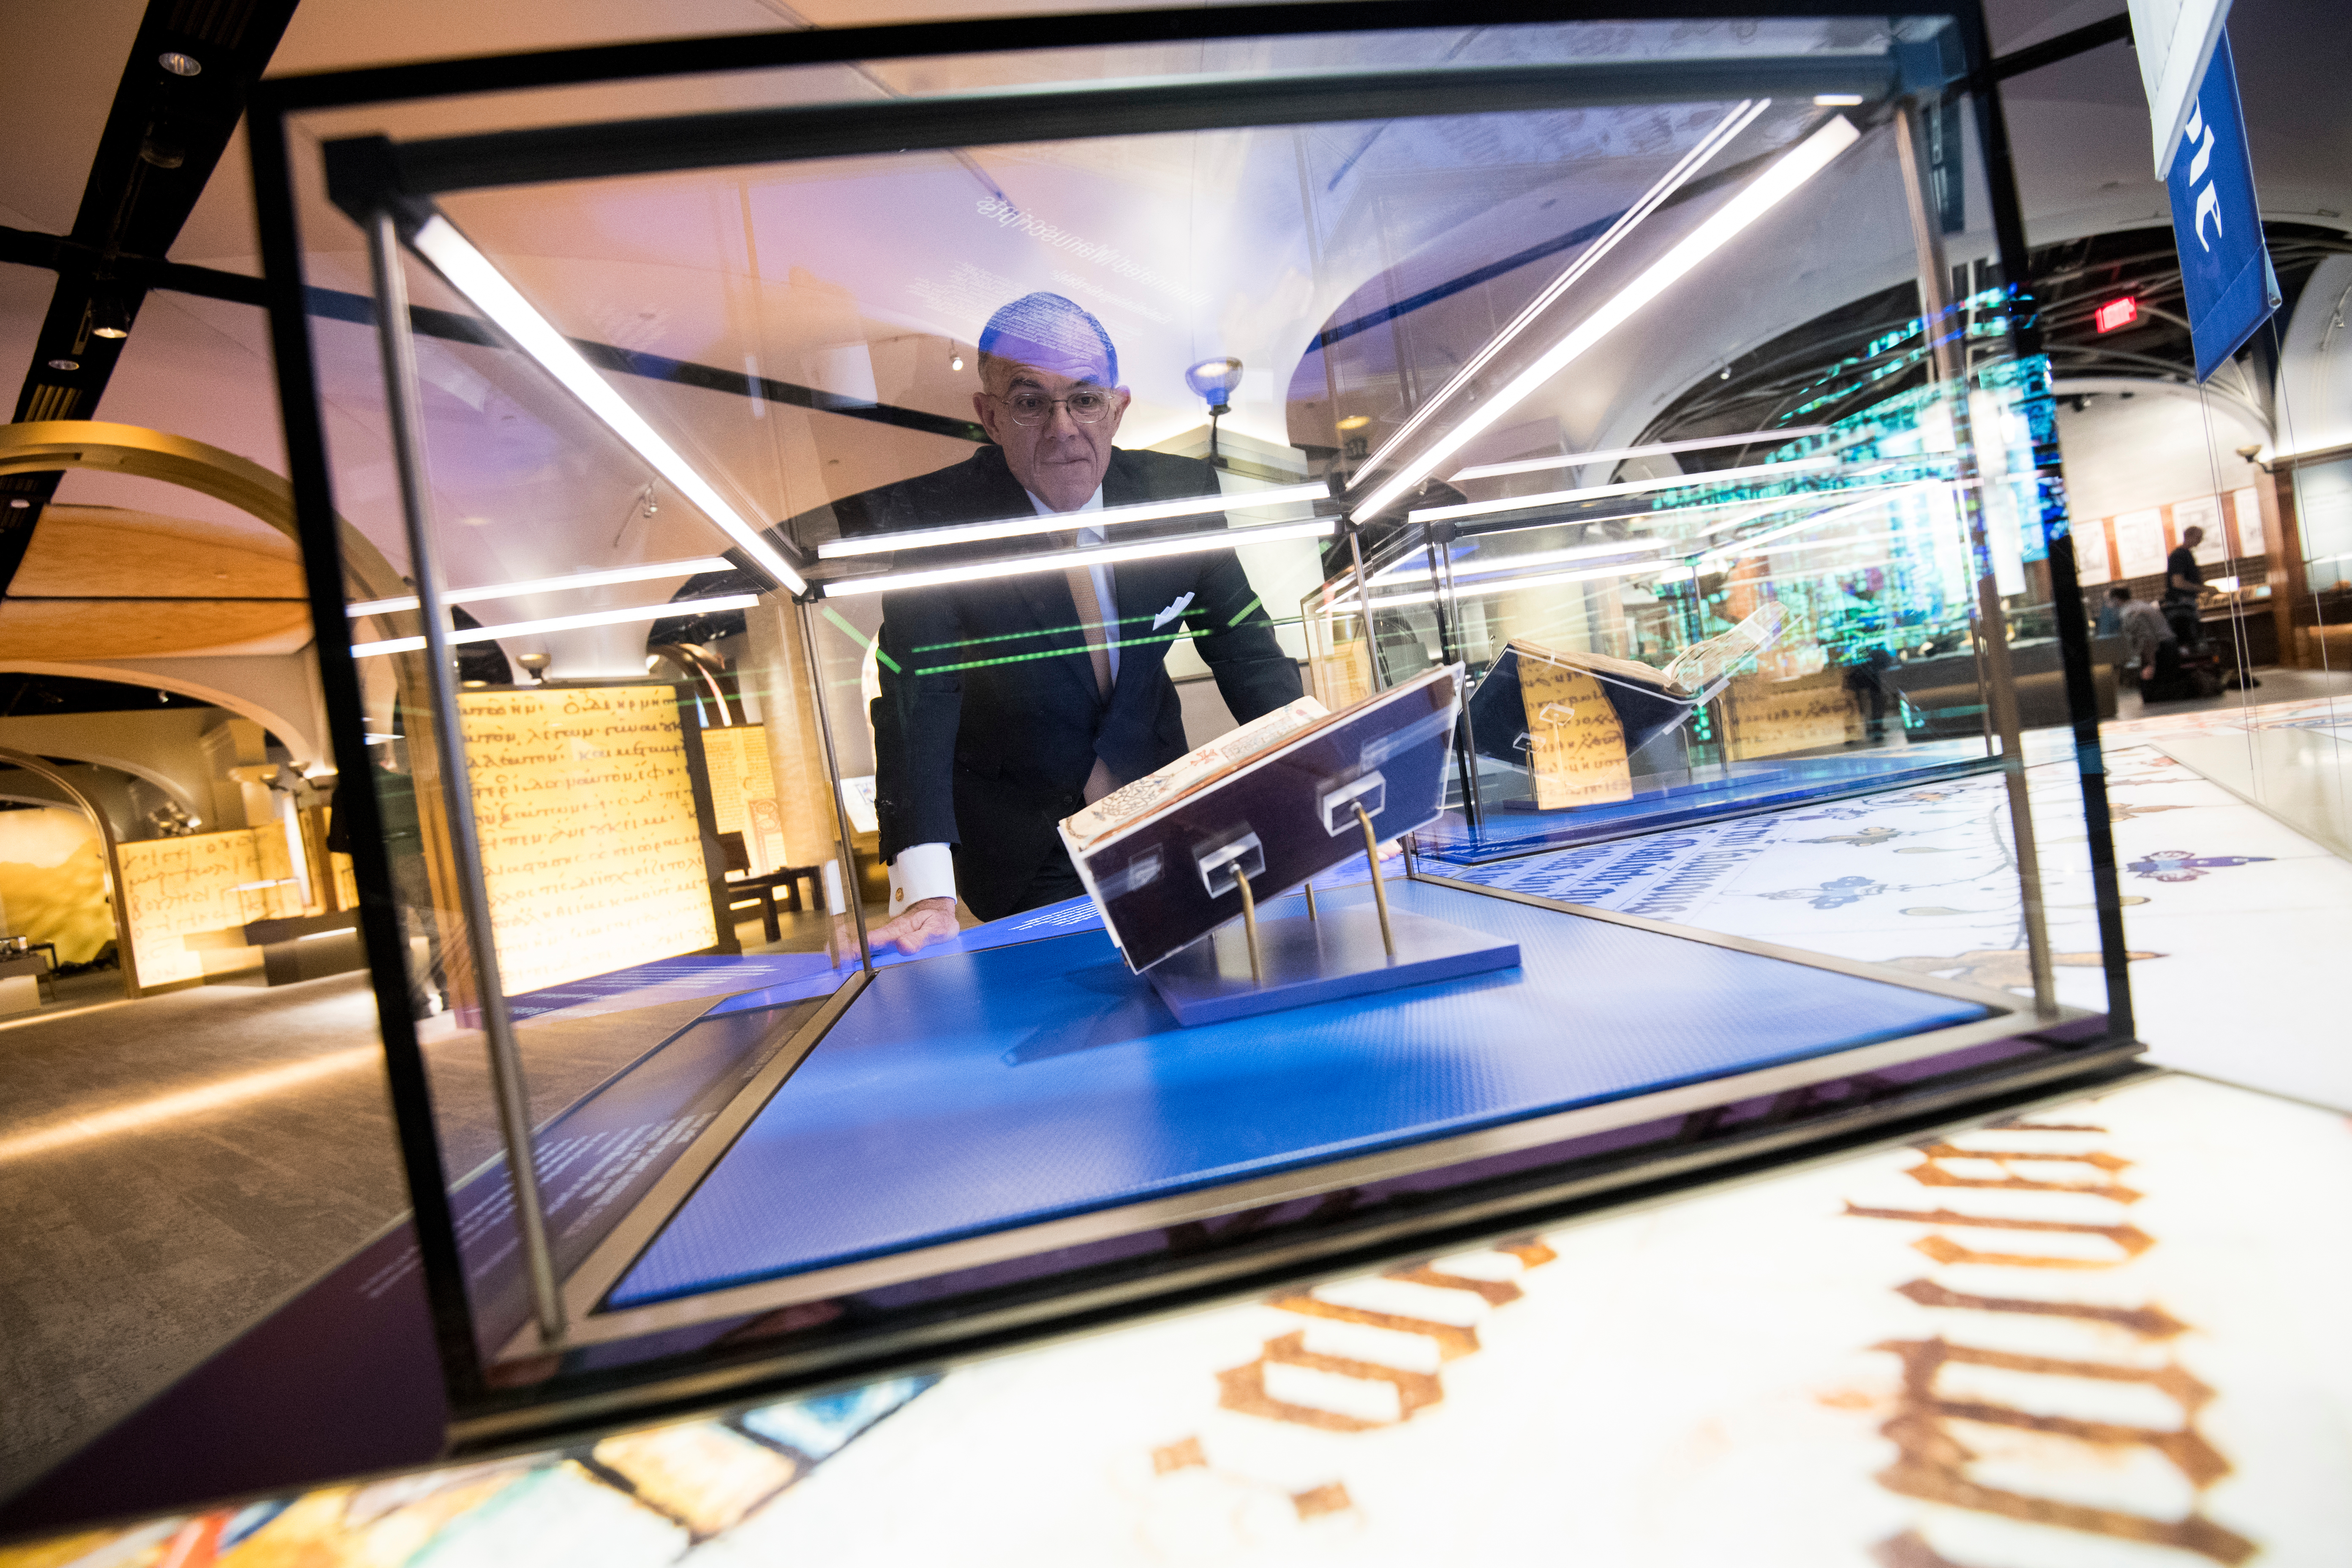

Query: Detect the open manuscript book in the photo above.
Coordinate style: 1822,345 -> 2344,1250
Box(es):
1466,603 -> 1791,809
1059,667 -> 1461,971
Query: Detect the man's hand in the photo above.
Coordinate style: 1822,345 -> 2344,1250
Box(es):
868,896 -> 958,956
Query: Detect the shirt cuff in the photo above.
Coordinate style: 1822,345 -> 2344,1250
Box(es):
888,842 -> 958,911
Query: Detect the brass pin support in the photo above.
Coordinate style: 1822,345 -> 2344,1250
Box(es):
1355,803 -> 1396,958
1235,866 -> 1265,984
1303,881 -> 1318,921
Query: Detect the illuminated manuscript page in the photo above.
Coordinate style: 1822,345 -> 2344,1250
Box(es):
1521,661 -> 1633,809
460,685 -> 717,996
117,828 -> 272,986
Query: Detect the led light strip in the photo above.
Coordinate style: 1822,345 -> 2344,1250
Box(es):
1341,487 -> 1933,612
348,555 -> 735,618
407,216 -> 806,595
1692,473 -> 1930,536
1334,557 -> 1669,612
1405,456 -> 1835,526
351,592 -> 760,658
814,482 -> 1329,558
1357,98 -> 1770,481
823,517 -> 1337,598
1372,536 -> 1665,585
1696,485 -> 1933,563
1449,425 -> 1832,483
1353,115 -> 1862,522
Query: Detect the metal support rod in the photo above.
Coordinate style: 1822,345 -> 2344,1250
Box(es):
1895,106 -> 2057,1020
1345,521 -> 1380,691
1428,522 -> 1484,830
1896,110 -> 1996,751
793,597 -> 876,974
1979,580 -> 2061,1015
1356,803 -> 1396,958
1234,866 -> 1263,984
367,210 -> 565,1346
1346,521 -> 1420,879
1302,880 -> 1318,921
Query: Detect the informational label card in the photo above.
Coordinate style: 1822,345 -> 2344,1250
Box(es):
2111,509 -> 2169,578
460,684 -> 718,997
2173,494 -> 2227,563
2071,522 -> 2114,585
2230,485 -> 2266,555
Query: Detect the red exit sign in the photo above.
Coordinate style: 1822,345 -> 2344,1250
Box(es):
2094,296 -> 2139,333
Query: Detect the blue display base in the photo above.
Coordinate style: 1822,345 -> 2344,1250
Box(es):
1147,906 -> 1519,1026
604,879 -> 1996,1310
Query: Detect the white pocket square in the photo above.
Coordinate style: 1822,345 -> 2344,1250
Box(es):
1152,592 -> 1195,631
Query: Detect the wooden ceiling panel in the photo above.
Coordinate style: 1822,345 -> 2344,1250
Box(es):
10,504 -> 307,600
0,598 -> 313,659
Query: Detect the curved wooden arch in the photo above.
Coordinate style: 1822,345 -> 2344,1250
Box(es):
0,744 -> 145,996
0,420 -> 407,602
0,657 -> 327,765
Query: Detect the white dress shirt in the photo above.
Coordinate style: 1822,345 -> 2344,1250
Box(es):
887,484 -> 1110,913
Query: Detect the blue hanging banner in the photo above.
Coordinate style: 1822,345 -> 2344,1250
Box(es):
2165,29 -> 2280,381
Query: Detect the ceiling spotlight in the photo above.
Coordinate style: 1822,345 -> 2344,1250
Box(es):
158,51 -> 201,76
47,358 -> 79,372
1185,357 -> 1244,470
1184,357 -> 1244,414
91,299 -> 131,340
1336,415 -> 1371,432
950,354 -> 965,371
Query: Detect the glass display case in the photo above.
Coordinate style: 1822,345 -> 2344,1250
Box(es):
253,1 -> 2140,1447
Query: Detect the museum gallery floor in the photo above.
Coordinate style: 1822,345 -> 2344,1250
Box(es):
5,695 -> 2346,1568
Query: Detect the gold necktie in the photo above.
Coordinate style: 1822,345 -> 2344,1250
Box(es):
1063,559 -> 1118,802
1063,564 -> 1113,701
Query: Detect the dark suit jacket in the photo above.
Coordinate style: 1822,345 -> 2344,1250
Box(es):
844,445 -> 1302,919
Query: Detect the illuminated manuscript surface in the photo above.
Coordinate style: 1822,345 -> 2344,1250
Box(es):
460,686 -> 717,997
697,725 -> 783,874
17,1072 -> 2343,1566
1723,668 -> 1862,760
115,827 -> 282,987
1519,662 -> 1633,809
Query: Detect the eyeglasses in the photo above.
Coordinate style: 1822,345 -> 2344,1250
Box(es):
994,387 -> 1118,427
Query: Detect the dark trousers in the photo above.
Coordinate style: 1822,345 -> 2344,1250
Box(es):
1004,841 -> 1086,917
2140,638 -> 2191,701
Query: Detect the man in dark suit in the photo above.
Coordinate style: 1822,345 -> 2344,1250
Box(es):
853,293 -> 1302,950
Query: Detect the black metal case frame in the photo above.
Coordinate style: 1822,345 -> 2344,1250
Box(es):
247,0 -> 2138,1450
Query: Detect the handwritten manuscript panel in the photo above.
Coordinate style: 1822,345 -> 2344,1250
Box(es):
460,685 -> 718,997
1723,669 -> 1862,760
117,828 -> 272,986
698,724 -> 785,874
1519,661 -> 1633,809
